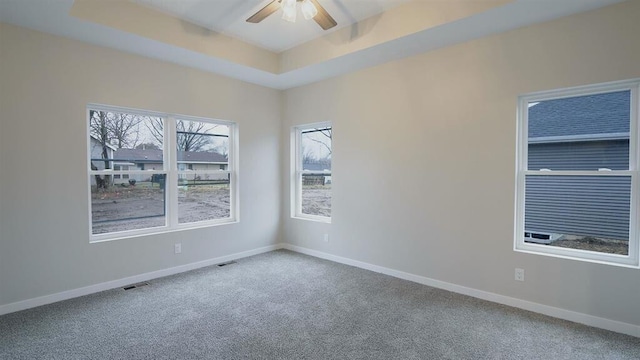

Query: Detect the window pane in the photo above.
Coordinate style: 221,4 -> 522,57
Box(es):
175,120 -> 230,224
91,175 -> 166,234
178,177 -> 230,223
176,120 -> 229,168
299,126 -> 332,218
527,91 -> 630,171
301,127 -> 332,172
301,173 -> 332,217
89,110 -> 164,173
524,175 -> 630,255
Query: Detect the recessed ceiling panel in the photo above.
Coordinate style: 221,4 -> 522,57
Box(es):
134,0 -> 411,52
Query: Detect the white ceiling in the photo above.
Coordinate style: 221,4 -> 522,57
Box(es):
0,0 -> 628,90
134,0 -> 412,52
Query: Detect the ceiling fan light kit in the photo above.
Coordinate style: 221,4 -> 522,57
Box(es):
281,0 -> 297,22
247,0 -> 337,30
301,0 -> 319,20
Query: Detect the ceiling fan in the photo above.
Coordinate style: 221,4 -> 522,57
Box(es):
246,0 -> 337,30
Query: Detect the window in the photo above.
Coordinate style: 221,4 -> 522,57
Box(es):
88,105 -> 237,241
292,123 -> 332,221
515,80 -> 639,267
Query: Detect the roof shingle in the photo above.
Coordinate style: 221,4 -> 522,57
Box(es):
113,149 -> 227,163
528,90 -> 630,139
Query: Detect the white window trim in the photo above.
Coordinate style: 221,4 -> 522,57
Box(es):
514,79 -> 640,268
87,104 -> 239,243
291,122 -> 332,223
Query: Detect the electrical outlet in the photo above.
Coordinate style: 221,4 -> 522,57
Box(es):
515,268 -> 525,282
323,234 -> 329,243
174,243 -> 182,254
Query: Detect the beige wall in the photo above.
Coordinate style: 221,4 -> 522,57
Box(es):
282,0 -> 640,327
0,23 -> 282,305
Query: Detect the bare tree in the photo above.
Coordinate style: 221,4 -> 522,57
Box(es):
110,113 -> 142,149
214,141 -> 229,158
177,121 -> 218,152
146,117 -> 164,149
135,142 -> 160,150
89,110 -> 112,189
308,127 -> 332,156
89,111 -> 146,189
302,146 -> 316,163
147,119 -> 218,152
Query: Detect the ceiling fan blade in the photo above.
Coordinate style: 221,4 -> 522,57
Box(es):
310,0 -> 337,30
246,0 -> 281,23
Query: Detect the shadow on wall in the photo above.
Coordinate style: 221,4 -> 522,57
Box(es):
327,1 -> 383,45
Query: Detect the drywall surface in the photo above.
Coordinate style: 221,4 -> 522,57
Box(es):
70,0 -> 279,74
0,23 -> 281,306
280,0 -> 511,73
282,1 -> 640,326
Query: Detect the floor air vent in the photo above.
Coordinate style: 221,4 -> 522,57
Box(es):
123,282 -> 150,290
217,260 -> 237,267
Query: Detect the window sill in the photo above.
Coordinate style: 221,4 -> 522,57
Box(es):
291,215 -> 331,224
90,219 -> 238,243
514,243 -> 640,269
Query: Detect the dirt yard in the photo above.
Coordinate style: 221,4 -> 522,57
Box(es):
93,184 -> 331,234
301,185 -> 332,217
91,183 -> 230,234
177,186 -> 230,223
547,235 -> 628,255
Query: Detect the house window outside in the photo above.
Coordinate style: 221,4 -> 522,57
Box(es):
113,165 -> 130,179
88,105 -> 237,241
292,123 -> 332,221
515,80 -> 640,267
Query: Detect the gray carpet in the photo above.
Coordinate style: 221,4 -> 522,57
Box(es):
1,250 -> 638,360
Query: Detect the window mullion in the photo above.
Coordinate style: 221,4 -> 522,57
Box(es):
632,85 -> 640,265
166,116 -> 178,228
295,129 -> 302,217
523,170 -> 635,176
630,172 -> 639,265
631,86 -> 639,171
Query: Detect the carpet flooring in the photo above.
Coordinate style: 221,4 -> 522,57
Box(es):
1,250 -> 638,359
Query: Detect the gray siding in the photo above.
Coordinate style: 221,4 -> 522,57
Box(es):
528,140 -> 629,171
525,175 -> 631,240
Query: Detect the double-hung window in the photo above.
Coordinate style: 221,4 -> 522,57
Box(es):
292,122 -> 332,222
88,105 -> 238,241
515,79 -> 639,267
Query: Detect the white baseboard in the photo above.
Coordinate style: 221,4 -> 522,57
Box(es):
0,243 -> 285,316
3,243 -> 638,338
282,244 -> 640,338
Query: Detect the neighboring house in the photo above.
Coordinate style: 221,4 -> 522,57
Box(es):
302,159 -> 331,172
113,148 -> 228,184
525,91 -> 630,242
302,159 -> 331,185
89,136 -> 117,186
90,144 -> 228,186
89,135 -> 116,170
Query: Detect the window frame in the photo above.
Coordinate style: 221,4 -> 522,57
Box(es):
291,122 -> 332,223
514,79 -> 640,268
87,104 -> 239,243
